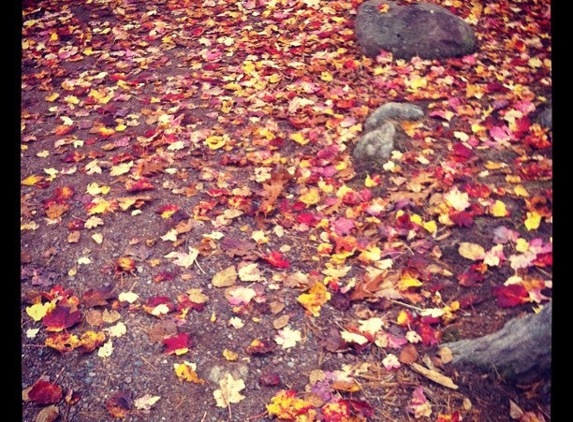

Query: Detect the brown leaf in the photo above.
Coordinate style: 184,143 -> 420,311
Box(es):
147,320 -> 178,343
257,166 -> 292,215
399,343 -> 419,364
106,390 -> 132,419
83,285 -> 116,307
36,405 -> 59,422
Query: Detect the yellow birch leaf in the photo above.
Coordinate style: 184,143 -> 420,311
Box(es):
22,175 -> 44,186
205,135 -> 226,150
212,265 -> 237,287
65,95 -> 80,105
45,92 -> 60,102
398,275 -> 423,291
524,211 -> 541,231
491,200 -> 509,217
513,185 -> 529,197
26,302 -> 56,321
174,361 -> 205,384
297,282 -> 331,317
91,233 -> 103,244
423,220 -> 437,234
320,71 -> 333,82
299,187 -> 321,206
223,349 -> 239,361
289,132 -> 309,145
110,161 -> 133,176
458,242 -> 485,260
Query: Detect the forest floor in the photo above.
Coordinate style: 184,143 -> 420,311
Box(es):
20,0 -> 552,421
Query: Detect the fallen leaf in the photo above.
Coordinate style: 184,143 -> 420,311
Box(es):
212,265 -> 237,287
274,326 -> 302,349
134,394 -> 161,412
458,242 -> 485,260
213,373 -> 246,407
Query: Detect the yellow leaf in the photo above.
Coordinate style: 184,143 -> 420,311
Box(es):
86,182 -> 110,196
274,326 -> 302,349
320,71 -> 333,82
118,291 -> 139,304
26,302 -> 56,321
458,242 -> 485,260
396,310 -> 410,325
423,220 -> 437,234
357,245 -> 382,263
91,233 -> 103,244
267,390 -> 314,420
174,361 -> 205,384
444,187 -> 470,211
205,135 -> 226,150
528,57 -> 543,68
491,200 -> 509,217
289,132 -> 309,145
513,185 -> 529,197
364,174 -> 380,187
110,161 -> 133,176
223,349 -> 239,361
524,211 -> 541,231
407,75 -> 427,90
65,95 -> 80,105
297,282 -> 331,317
410,214 -> 423,225
22,175 -> 44,186
87,198 -> 115,215
398,274 -> 423,291
299,187 -> 321,206
212,265 -> 237,287
45,92 -> 60,102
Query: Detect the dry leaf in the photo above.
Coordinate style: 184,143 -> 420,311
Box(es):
212,265 -> 237,287
409,363 -> 458,389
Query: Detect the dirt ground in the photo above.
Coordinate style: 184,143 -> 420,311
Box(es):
20,0 -> 552,421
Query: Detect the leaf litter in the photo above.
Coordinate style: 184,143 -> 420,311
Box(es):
21,0 -> 551,421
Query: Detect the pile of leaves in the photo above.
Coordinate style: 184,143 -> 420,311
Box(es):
21,0 -> 551,421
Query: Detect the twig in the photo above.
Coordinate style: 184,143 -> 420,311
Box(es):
247,411 -> 269,420
389,299 -> 426,313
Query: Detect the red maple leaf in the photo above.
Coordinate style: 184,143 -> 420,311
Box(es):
492,284 -> 530,308
457,267 -> 485,287
27,379 -> 63,405
43,305 -> 82,332
451,142 -> 474,162
450,211 -> 474,227
125,178 -> 155,193
263,251 -> 290,268
163,332 -> 191,355
414,321 -> 441,346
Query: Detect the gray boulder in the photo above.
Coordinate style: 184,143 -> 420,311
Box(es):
354,0 -> 477,60
353,122 -> 396,161
364,102 -> 425,133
